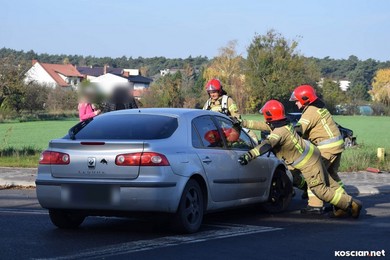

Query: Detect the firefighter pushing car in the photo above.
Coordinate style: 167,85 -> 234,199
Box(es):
238,100 -> 362,219
290,85 -> 346,214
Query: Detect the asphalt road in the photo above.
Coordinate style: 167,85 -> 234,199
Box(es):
0,188 -> 389,260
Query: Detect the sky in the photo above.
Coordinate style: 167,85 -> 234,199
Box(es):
1,0 -> 390,61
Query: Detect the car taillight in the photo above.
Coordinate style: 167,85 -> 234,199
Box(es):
115,152 -> 170,166
39,151 -> 70,165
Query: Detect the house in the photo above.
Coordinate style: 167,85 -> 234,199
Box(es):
318,78 -> 351,91
338,80 -> 350,91
90,73 -> 131,94
80,65 -> 153,98
77,65 -> 124,80
77,66 -> 141,80
24,60 -> 83,88
90,73 -> 153,97
160,68 -> 185,76
129,75 -> 153,90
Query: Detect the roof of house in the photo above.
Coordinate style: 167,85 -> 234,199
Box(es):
39,62 -> 83,87
77,66 -> 123,77
127,75 -> 153,84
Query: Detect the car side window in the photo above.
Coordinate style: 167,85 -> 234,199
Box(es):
192,116 -> 224,148
215,116 -> 254,150
191,124 -> 203,148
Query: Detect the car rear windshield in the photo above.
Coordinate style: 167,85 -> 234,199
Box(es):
72,114 -> 178,140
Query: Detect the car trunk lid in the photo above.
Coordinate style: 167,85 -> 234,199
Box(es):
49,139 -> 146,179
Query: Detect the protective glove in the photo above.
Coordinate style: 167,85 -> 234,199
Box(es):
230,117 -> 242,127
238,153 -> 251,165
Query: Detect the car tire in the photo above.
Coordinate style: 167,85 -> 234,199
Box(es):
173,179 -> 204,234
49,209 -> 85,229
262,168 -> 293,213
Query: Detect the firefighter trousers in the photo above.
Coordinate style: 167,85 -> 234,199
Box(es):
300,153 -> 352,210
307,152 -> 344,207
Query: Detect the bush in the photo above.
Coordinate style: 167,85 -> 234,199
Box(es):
46,87 -> 78,112
0,146 -> 41,157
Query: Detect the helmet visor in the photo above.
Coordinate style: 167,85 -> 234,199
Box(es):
206,85 -> 218,92
289,92 -> 298,102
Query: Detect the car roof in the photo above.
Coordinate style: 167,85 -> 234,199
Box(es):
98,108 -> 226,119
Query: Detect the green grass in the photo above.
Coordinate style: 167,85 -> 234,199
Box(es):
0,155 -> 40,168
0,120 -> 78,150
0,116 -> 389,171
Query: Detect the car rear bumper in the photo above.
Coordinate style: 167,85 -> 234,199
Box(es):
36,172 -> 187,213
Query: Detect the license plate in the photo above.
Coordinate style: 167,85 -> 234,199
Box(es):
63,184 -> 114,205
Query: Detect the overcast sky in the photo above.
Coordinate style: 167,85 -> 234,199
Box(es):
1,0 -> 389,60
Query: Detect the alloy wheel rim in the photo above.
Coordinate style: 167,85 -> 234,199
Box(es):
184,188 -> 200,225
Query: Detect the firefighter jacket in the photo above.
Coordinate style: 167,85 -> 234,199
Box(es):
297,103 -> 344,158
242,119 -> 271,132
248,123 -> 319,171
203,95 -> 240,118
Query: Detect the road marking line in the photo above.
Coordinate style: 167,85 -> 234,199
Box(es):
0,208 -> 48,215
37,223 -> 282,260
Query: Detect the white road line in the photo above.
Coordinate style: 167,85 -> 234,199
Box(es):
0,208 -> 48,215
38,223 -> 282,260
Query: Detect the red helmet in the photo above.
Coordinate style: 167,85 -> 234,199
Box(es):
222,128 -> 240,142
204,130 -> 221,144
260,100 -> 286,122
289,85 -> 318,106
205,78 -> 222,92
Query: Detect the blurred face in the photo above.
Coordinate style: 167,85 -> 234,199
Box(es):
295,100 -> 303,109
208,90 -> 220,100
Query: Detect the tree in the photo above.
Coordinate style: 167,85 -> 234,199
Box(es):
0,56 -> 29,114
23,84 -> 49,113
142,73 -> 184,108
245,30 -> 320,112
203,40 -> 249,112
320,79 -> 346,114
370,68 -> 390,106
46,87 -> 78,112
347,58 -> 378,101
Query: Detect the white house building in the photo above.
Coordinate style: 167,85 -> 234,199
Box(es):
90,73 -> 131,95
24,60 -> 83,88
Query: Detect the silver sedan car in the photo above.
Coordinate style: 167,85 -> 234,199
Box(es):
36,108 -> 293,233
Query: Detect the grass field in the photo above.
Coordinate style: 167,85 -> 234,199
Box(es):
0,120 -> 78,150
243,115 -> 390,171
0,116 -> 389,171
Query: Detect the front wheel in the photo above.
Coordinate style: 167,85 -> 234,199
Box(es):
173,179 -> 204,233
262,168 -> 293,213
49,209 -> 85,229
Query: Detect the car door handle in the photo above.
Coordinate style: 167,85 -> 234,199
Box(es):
202,157 -> 212,164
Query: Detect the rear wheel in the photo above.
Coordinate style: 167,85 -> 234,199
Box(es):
262,168 -> 293,213
49,209 -> 85,229
173,179 -> 204,233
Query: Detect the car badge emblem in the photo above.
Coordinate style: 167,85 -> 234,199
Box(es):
88,157 -> 96,168
100,159 -> 108,165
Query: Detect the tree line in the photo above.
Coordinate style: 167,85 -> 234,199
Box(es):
0,48 -> 209,77
1,30 -> 390,118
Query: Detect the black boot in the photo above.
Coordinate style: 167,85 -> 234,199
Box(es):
301,182 -> 308,200
300,205 -> 324,215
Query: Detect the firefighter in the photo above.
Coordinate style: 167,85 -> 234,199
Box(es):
241,117 -> 309,198
203,78 -> 258,143
238,100 -> 362,219
290,84 -> 345,214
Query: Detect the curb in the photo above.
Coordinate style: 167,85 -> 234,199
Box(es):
0,169 -> 389,195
